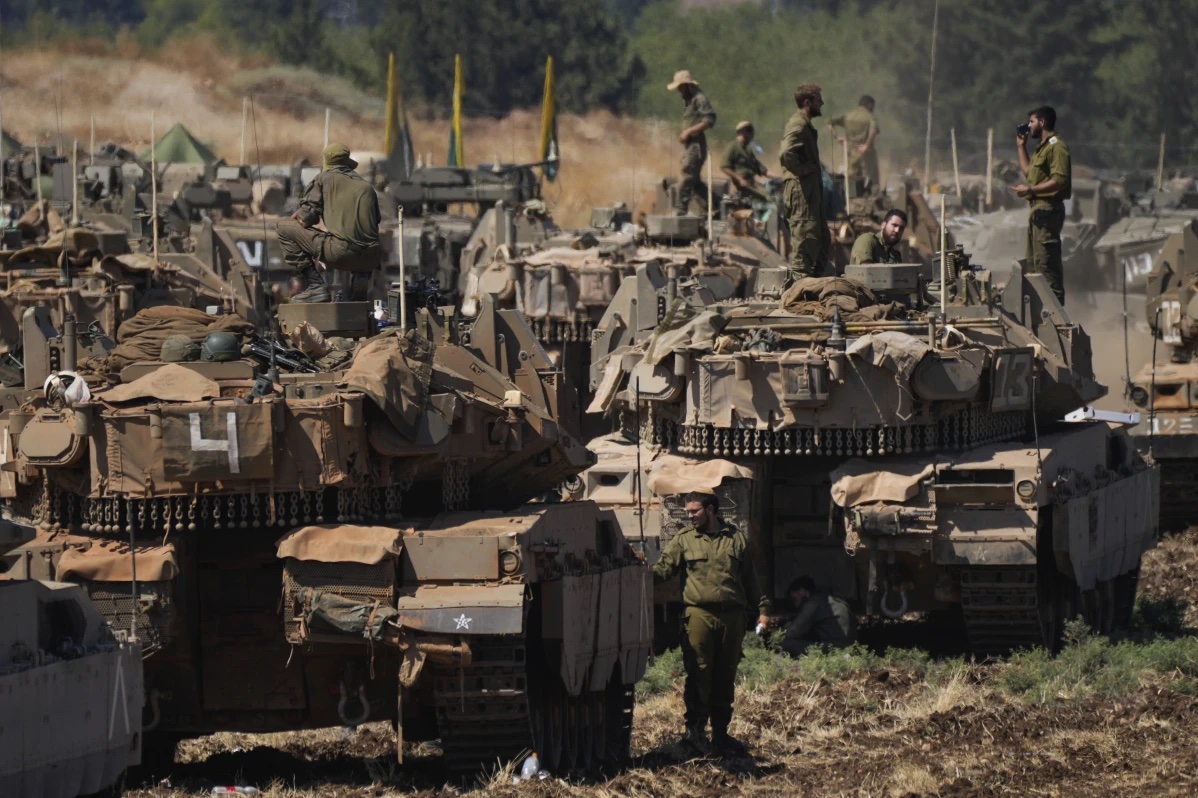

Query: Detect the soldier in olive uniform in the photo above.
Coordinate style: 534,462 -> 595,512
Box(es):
653,491 -> 770,756
827,95 -> 880,190
667,70 -> 717,216
277,143 -> 382,303
1013,105 -> 1071,304
849,208 -> 907,265
780,82 -> 830,281
779,576 -> 856,658
721,121 -> 771,204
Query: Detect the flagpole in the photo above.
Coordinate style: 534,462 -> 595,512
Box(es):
151,113 -> 158,265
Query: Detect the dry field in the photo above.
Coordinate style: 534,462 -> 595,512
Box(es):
0,38 -> 676,227
125,528 -> 1198,798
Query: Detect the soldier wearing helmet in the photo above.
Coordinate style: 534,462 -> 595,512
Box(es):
667,70 -> 717,216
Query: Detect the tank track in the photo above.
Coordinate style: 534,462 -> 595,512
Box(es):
959,567 -> 1046,655
433,638 -> 534,773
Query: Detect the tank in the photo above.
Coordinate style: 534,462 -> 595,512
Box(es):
0,295 -> 649,774
1128,218 -> 1198,529
0,511 -> 144,798
583,254 -> 1159,654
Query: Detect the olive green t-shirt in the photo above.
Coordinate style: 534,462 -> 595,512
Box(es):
780,107 -> 822,182
849,231 -> 901,264
829,106 -> 878,146
721,139 -> 767,182
682,91 -> 717,146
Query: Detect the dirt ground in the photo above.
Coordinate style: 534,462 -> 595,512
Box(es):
125,528 -> 1198,798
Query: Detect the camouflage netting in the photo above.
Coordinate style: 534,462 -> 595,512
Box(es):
779,276 -> 906,322
106,306 -> 255,371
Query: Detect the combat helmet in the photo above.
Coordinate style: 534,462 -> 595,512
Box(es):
161,334 -> 201,362
200,331 -> 241,362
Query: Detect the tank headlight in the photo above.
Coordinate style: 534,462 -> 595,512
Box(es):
1129,385 -> 1149,408
1016,480 -> 1037,500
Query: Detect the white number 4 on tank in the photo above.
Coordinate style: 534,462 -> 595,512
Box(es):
190,411 -> 241,474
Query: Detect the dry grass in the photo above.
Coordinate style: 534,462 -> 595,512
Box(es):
0,38 -> 676,226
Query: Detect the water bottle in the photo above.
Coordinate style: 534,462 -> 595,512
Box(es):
519,752 -> 541,780
211,787 -> 259,796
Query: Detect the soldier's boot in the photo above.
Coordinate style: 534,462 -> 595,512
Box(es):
711,726 -> 748,757
292,263 -> 330,304
682,724 -> 712,757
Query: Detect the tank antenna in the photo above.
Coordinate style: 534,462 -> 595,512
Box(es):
1120,243 -> 1131,400
634,377 -> 645,546
1148,306 -> 1161,458
128,515 -> 138,643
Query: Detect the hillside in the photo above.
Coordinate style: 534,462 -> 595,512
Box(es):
0,39 -> 677,226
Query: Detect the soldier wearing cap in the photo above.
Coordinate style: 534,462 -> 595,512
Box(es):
780,82 -> 830,281
667,70 -> 717,216
653,491 -> 770,757
827,95 -> 880,190
277,143 -> 382,303
721,121 -> 771,204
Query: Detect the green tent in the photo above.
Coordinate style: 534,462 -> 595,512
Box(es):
1,128 -> 23,154
140,122 -> 218,165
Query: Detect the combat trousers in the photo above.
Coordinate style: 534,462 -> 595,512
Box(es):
681,605 -> 746,732
848,148 -> 880,191
277,220 -> 381,274
784,176 -> 829,281
677,141 -> 710,215
1026,201 -> 1065,305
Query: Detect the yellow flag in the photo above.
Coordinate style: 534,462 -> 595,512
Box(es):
384,52 -> 398,154
449,54 -> 464,167
539,56 -> 559,181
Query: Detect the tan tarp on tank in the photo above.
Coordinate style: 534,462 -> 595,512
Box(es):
779,276 -> 904,322
276,524 -> 402,565
830,459 -> 941,507
96,364 -> 220,403
57,541 -> 178,582
94,395 -> 368,496
107,307 -> 254,370
339,330 -> 433,441
161,403 -> 275,482
846,331 -> 932,380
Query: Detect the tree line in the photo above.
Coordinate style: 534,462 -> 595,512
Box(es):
4,0 -> 1198,169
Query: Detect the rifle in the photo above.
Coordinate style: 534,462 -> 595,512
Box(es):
244,335 -> 320,374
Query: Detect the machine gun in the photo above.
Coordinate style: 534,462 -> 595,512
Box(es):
244,334 -> 320,374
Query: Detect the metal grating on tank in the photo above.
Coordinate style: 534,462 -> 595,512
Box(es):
80,580 -> 176,654
282,559 -> 396,645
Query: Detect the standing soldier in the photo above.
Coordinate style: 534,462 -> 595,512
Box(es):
780,82 -> 830,281
1013,105 -> 1071,304
721,121 -> 771,204
827,95 -> 880,190
653,492 -> 771,757
667,70 -> 716,216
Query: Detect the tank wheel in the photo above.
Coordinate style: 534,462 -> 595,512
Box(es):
562,694 -> 581,770
1096,579 -> 1116,634
1113,568 -> 1139,630
604,678 -> 634,765
577,694 -> 596,770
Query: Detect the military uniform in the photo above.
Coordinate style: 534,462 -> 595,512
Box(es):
721,139 -> 768,203
780,589 -> 856,657
677,92 -> 717,215
780,108 -> 830,281
653,519 -> 768,740
829,107 -> 879,187
277,146 -> 382,302
1025,133 -> 1071,303
849,231 -> 901,265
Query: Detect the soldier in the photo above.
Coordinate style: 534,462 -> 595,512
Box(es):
849,209 -> 907,265
779,576 -> 856,658
1013,105 -> 1071,304
667,70 -> 717,216
653,491 -> 770,757
780,82 -> 830,281
721,121 -> 771,204
277,143 -> 382,303
827,95 -> 880,190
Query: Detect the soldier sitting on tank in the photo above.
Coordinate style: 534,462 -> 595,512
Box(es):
849,208 -> 907,265
277,143 -> 381,304
778,575 -> 856,658
721,121 -> 772,205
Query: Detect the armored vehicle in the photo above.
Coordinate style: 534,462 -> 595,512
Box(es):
1,294 -> 649,775
1129,219 -> 1198,528
0,512 -> 143,798
584,254 -> 1158,653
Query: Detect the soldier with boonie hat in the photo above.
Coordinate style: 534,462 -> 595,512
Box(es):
668,70 -> 716,216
